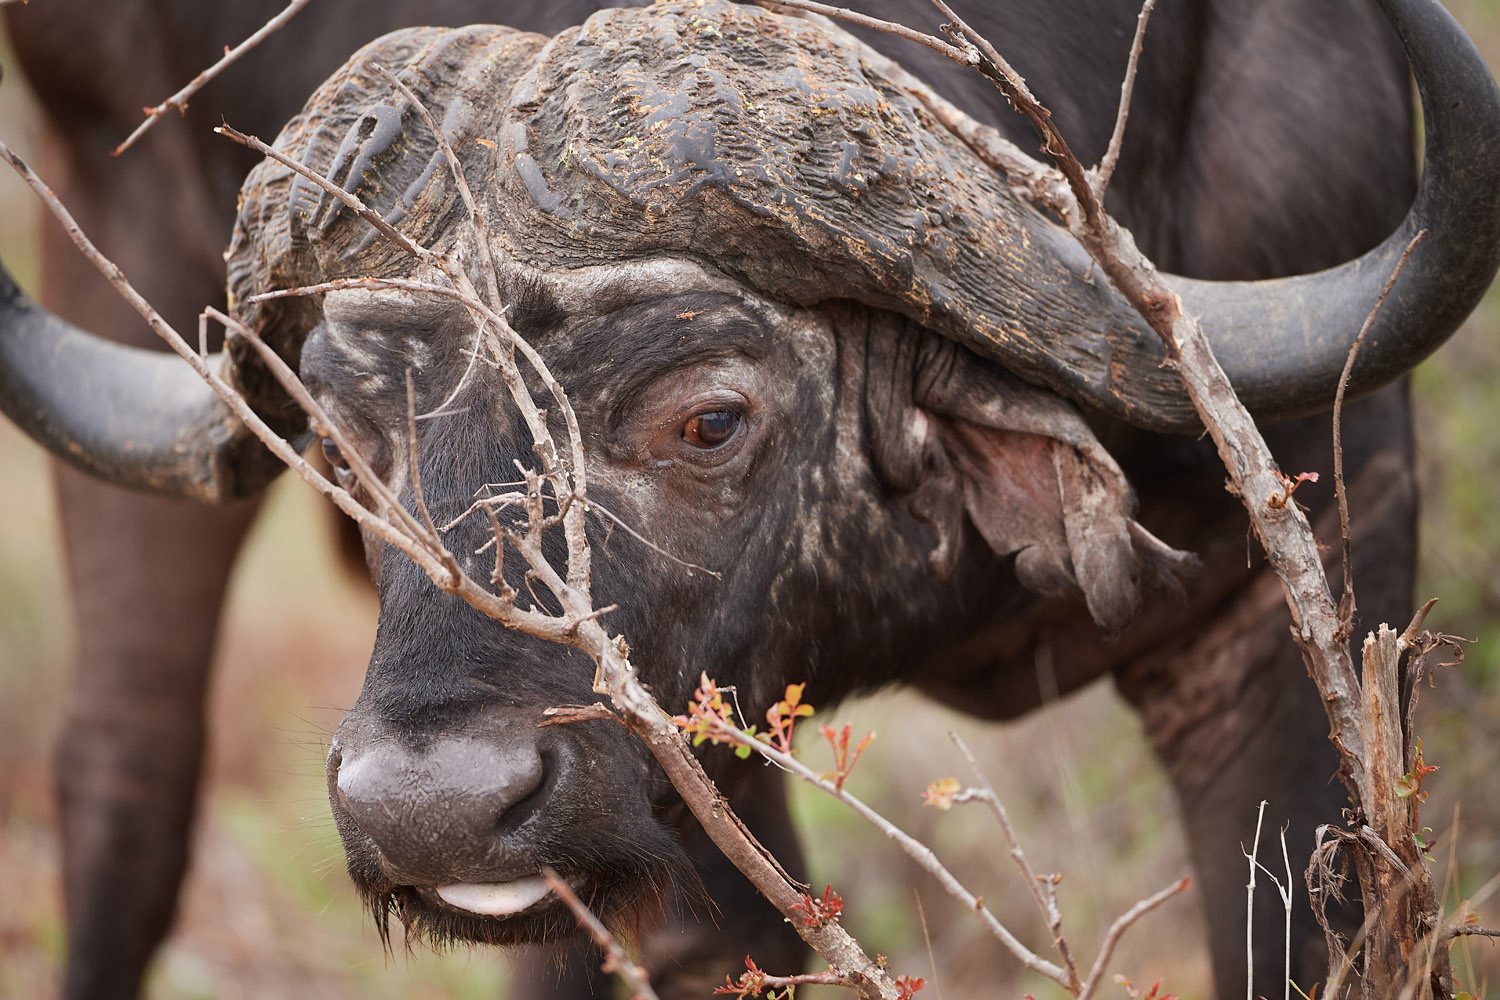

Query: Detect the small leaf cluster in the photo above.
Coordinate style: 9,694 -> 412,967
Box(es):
673,672 -> 750,755
921,777 -> 962,810
1396,736 -> 1440,842
714,957 -> 791,999
760,682 -> 815,755
1268,469 -> 1320,509
1112,974 -> 1177,999
790,884 -> 844,928
893,974 -> 926,999
820,723 -> 875,793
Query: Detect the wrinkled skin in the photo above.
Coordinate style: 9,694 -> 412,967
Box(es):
4,1 -> 1417,998
307,241 -> 1410,1000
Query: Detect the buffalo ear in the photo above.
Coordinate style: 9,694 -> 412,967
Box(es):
917,356 -> 1196,634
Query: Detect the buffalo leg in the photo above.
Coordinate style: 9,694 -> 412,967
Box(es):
1116,398 -> 1415,998
23,107 -> 260,999
53,467 -> 257,999
1117,593 -> 1352,996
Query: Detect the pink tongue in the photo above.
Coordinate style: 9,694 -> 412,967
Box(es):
436,877 -> 552,915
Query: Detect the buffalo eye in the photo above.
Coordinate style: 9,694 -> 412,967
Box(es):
321,436 -> 350,470
682,409 -> 741,448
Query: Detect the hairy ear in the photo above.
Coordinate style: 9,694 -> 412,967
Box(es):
865,325 -> 1193,633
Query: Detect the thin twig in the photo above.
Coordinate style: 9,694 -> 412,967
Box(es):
215,124 -> 443,268
115,0 -> 314,156
539,867 -> 661,1000
1078,877 -> 1193,1000
1250,820 -> 1295,1000
406,368 -> 460,584
1330,230 -> 1426,637
203,307 -> 432,551
1246,800 -> 1267,1000
949,732 -> 1081,991
706,717 -> 1072,988
716,961 -> 850,994
370,64 -> 504,421
757,0 -> 974,65
1445,925 -> 1500,940
539,703 -> 619,727
1094,0 -> 1156,196
913,890 -> 943,1000
585,500 -> 723,579
1278,825 -> 1293,1000
923,0 -> 1105,229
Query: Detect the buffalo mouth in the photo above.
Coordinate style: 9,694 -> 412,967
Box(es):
356,864 -> 681,949
432,877 -> 558,916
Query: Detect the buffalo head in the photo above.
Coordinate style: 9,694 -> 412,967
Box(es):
2,0 -> 1498,952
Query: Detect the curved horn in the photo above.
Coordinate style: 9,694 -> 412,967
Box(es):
0,26 -> 515,502
484,0 -> 1500,433
867,0 -> 1500,431
0,264 -> 279,502
1162,0 -> 1500,428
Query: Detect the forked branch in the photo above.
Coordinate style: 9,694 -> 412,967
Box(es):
114,0 -> 314,156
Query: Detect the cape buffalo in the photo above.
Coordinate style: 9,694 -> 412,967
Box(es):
2,1 -> 1497,997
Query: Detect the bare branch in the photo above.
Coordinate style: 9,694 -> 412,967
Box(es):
1245,799 -> 1267,1000
540,867 -> 660,1000
215,124 -> 444,268
1078,877 -> 1193,1000
756,0 -> 974,65
115,0 -> 314,156
706,717 -> 1072,987
406,368 -> 460,584
1094,0 -> 1156,195
1331,230 -> 1426,636
584,500 -> 722,579
922,0 -> 1106,229
949,732 -> 1081,991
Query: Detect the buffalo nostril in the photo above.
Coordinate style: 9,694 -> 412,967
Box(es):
333,736 -> 551,883
492,749 -> 553,838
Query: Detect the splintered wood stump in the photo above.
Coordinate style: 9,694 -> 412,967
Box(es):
1355,625 -> 1449,999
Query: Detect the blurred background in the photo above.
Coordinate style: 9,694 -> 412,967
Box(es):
1,3 -> 1497,998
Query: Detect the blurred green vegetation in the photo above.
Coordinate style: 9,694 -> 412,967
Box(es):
1,3 -> 1499,998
